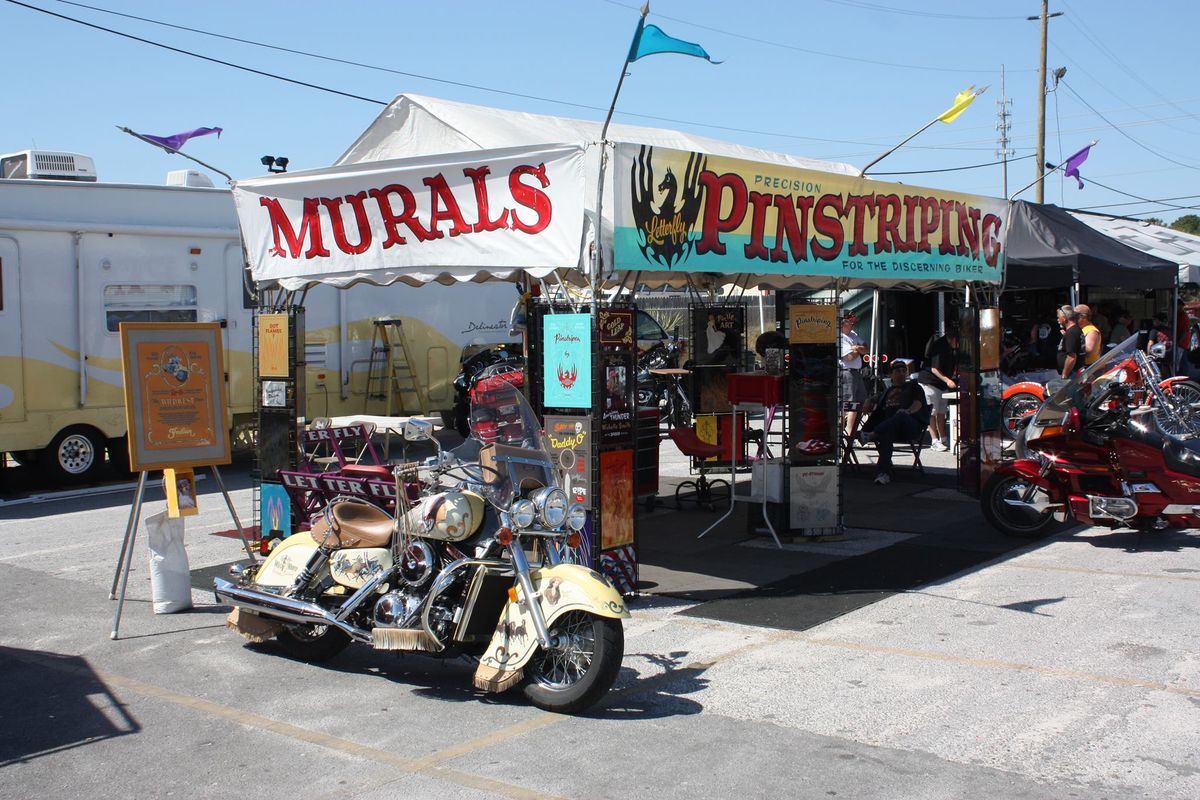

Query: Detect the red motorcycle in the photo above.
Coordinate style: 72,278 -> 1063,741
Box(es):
983,336 -> 1200,537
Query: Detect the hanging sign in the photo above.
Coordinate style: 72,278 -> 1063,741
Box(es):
258,313 -> 290,378
543,314 -> 592,409
234,144 -> 586,287
613,143 -> 1008,283
597,309 -> 635,347
790,304 -> 837,344
120,322 -> 231,472
601,351 -> 634,445
544,415 -> 592,508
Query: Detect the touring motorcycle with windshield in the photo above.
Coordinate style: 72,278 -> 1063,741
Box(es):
983,335 -> 1200,538
215,379 -> 628,714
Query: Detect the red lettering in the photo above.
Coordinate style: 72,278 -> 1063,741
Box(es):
845,193 -> 875,257
744,191 -> 773,261
463,166 -> 509,233
874,194 -> 902,254
423,173 -> 472,239
258,196 -> 330,259
956,203 -> 981,260
981,213 -> 1002,266
368,184 -> 433,247
903,195 -> 922,250
917,196 -> 940,253
810,195 -> 845,260
937,199 -> 957,256
771,195 -> 813,263
319,192 -> 373,255
509,163 -> 553,234
696,171 -> 748,256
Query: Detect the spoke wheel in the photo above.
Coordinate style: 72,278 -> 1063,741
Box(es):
524,611 -> 623,714
275,623 -> 351,662
1156,380 -> 1200,437
1001,392 -> 1042,440
981,472 -> 1058,538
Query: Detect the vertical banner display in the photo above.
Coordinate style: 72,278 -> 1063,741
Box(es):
119,322 -> 231,472
601,351 -> 634,445
544,415 -> 592,508
690,305 -> 744,414
788,304 -> 839,464
613,143 -> 1007,284
257,313 -> 290,378
164,467 -> 199,517
542,313 -> 592,409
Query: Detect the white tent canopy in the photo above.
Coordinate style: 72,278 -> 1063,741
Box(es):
1069,211 -> 1200,285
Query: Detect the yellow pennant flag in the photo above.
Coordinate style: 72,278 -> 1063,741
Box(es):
938,86 -> 983,124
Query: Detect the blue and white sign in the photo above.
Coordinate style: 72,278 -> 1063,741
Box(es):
543,314 -> 591,409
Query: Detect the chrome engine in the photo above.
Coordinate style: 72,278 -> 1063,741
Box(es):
398,540 -> 437,588
373,591 -> 423,627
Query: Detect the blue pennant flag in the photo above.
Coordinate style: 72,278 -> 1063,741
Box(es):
628,20 -> 719,63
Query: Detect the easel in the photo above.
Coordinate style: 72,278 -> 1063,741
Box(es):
108,465 -> 257,640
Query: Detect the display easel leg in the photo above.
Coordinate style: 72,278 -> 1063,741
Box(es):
698,409 -> 740,540
110,471 -> 149,640
109,471 -> 148,600
211,465 -> 257,564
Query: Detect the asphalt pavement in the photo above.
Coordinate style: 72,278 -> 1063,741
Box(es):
1,444 -> 1198,799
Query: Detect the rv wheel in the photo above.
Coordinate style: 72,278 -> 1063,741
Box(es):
41,426 -> 104,484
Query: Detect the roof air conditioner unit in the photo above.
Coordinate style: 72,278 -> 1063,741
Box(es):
166,169 -> 215,188
0,150 -> 97,181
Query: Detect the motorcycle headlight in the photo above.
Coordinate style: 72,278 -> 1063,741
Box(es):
566,503 -> 587,532
509,498 -> 536,529
532,487 -> 568,529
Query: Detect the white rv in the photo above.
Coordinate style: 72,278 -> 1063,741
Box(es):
0,153 -> 517,482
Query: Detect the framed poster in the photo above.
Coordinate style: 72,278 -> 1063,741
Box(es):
545,415 -> 592,508
119,322 -> 231,472
257,313 -> 290,378
690,306 -> 744,414
164,467 -> 199,517
599,449 -> 634,550
789,304 -> 837,344
601,352 -> 634,446
597,309 -> 634,347
543,313 -> 592,409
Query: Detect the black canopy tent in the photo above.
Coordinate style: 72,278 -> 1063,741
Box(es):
1005,200 -> 1177,290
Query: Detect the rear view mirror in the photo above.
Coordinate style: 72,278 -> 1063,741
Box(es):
1065,407 -> 1081,435
403,418 -> 434,442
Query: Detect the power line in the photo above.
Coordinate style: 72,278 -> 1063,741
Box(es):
1060,80 -> 1200,172
598,0 -> 1030,73
1074,194 -> 1200,212
1078,177 -> 1200,214
4,0 -> 388,105
870,153 -> 1035,176
815,0 -> 1027,21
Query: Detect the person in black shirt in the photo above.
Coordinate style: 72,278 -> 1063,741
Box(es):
1056,305 -> 1083,378
858,362 -> 931,485
916,328 -> 959,452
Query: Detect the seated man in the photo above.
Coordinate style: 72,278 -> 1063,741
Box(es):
858,361 -> 931,485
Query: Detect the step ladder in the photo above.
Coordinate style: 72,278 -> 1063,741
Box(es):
364,318 -> 429,416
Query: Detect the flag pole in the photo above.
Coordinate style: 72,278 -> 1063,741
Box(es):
117,125 -> 233,182
859,86 -> 988,178
591,3 -> 650,313
1009,138 -> 1098,200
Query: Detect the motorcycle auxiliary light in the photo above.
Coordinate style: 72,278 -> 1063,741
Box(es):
566,503 -> 587,532
532,487 -> 569,529
510,498 -> 537,529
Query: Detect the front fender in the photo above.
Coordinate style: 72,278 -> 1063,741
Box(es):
994,458 -> 1047,482
1004,382 -> 1045,401
473,563 -> 629,690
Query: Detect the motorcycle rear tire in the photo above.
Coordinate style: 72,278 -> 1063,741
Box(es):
981,472 -> 1058,538
275,623 -> 352,662
523,612 -> 624,715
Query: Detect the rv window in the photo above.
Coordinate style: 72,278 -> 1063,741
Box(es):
104,284 -> 198,332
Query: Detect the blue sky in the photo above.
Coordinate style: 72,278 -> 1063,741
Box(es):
3,0 -> 1197,223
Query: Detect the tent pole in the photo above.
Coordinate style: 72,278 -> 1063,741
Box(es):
1171,281 -> 1180,376
870,289 -> 881,373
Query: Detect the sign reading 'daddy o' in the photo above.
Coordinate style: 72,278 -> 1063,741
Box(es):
613,143 -> 1008,283
543,314 -> 592,409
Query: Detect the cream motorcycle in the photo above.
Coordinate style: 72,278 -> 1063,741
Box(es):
215,381 -> 628,714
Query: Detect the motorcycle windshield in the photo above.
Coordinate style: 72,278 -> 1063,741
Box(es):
467,367 -> 556,510
1047,333 -> 1141,413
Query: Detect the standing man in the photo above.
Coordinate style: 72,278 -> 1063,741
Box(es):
1108,310 -> 1132,345
839,312 -> 868,435
1057,305 -> 1083,379
916,326 -> 959,452
1075,304 -> 1102,366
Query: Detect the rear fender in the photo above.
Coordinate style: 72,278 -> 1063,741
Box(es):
1159,376 -> 1192,390
252,532 -> 322,588
473,563 -> 628,691
994,458 -> 1047,482
1004,382 -> 1045,401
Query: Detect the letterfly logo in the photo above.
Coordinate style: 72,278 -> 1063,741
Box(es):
629,145 -> 707,269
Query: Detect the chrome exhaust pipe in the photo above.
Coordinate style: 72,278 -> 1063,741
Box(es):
213,578 -> 371,642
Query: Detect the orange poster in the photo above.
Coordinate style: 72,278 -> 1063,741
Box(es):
599,449 -> 634,549
258,313 -> 290,378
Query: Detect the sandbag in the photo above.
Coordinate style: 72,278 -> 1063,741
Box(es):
145,510 -> 192,614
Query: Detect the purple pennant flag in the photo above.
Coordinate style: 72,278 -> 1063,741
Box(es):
140,126 -> 223,152
1063,143 -> 1092,189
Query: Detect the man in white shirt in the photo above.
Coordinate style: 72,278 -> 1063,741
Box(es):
839,312 -> 868,435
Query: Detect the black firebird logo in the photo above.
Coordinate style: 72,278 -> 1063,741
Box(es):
630,145 -> 706,269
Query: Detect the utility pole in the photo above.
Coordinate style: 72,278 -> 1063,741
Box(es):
996,65 -> 1014,197
1028,2 -> 1063,203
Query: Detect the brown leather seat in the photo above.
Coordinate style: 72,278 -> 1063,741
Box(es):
312,502 -> 394,549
